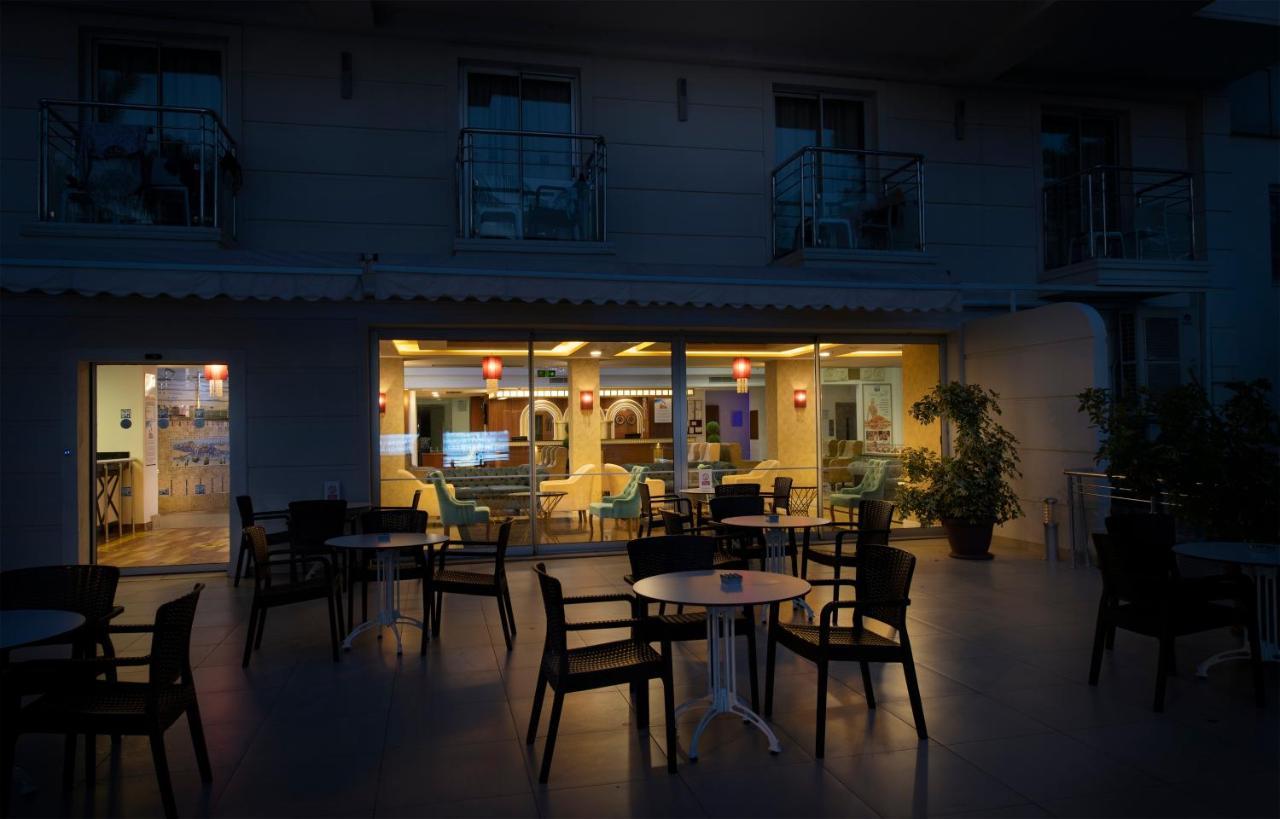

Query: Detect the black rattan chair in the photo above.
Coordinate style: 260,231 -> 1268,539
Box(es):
0,565 -> 123,673
770,476 -> 794,514
765,544 -> 927,758
431,521 -> 514,651
242,526 -> 344,667
2,585 -> 209,819
1089,532 -> 1264,712
287,500 -> 348,558
527,563 -> 677,783
349,509 -> 430,629
802,500 -> 895,601
234,495 -> 290,587
626,535 -> 760,709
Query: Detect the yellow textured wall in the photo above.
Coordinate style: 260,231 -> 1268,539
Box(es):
568,360 -> 604,499
380,358 -> 407,479
765,359 -> 817,484
901,344 -> 941,453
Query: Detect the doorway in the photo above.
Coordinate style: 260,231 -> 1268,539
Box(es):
92,363 -> 231,570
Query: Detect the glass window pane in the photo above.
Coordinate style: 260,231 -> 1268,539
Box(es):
775,95 -> 818,164
95,43 -> 158,123
821,98 -> 864,150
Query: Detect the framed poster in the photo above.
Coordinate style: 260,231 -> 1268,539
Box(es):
863,383 -> 894,454
653,398 -> 673,424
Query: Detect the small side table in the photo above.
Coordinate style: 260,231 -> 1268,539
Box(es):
1173,541 -> 1280,676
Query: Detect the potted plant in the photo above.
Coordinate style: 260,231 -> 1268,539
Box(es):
705,420 -> 721,444
896,382 -> 1023,559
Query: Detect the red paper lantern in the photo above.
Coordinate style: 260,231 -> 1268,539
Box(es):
731,357 -> 752,394
480,356 -> 503,397
203,363 -> 228,398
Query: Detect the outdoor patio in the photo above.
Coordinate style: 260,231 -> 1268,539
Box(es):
7,538 -> 1277,819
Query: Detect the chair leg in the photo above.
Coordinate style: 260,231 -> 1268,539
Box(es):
526,669 -> 548,745
662,659 -> 678,773
1088,597 -> 1108,686
539,691 -> 565,784
346,567 -> 356,632
902,656 -> 928,739
233,543 -> 247,588
187,702 -> 213,783
815,660 -> 829,759
633,679 -> 650,730
832,563 -> 842,603
327,588 -> 341,662
242,603 -> 258,668
254,607 -> 268,650
502,584 -> 517,638
495,589 -> 513,652
432,590 -> 444,637
149,730 -> 178,819
1153,635 -> 1172,713
860,661 -> 876,709
361,572 -> 369,623
84,733 -> 95,787
744,614 -> 760,712
764,605 -> 778,717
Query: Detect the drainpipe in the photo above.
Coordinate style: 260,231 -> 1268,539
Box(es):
1042,497 -> 1058,563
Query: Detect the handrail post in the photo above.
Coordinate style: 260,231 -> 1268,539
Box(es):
198,114 -> 207,227
769,166 -> 777,257
1086,172 -> 1095,259
211,112 -> 220,231
37,102 -> 47,220
599,138 -> 607,243
1188,173 -> 1197,261
916,157 -> 925,251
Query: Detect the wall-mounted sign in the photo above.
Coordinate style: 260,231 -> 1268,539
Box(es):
653,398 -> 672,424
157,406 -> 169,429
120,408 -> 132,429
536,367 -> 566,379
821,367 -> 851,383
193,407 -> 205,429
863,383 -> 894,454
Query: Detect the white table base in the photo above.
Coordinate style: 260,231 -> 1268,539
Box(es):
342,549 -> 423,655
676,605 -> 780,759
762,529 -> 814,621
1196,565 -> 1279,677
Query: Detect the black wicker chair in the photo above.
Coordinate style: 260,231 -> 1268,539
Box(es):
431,521 -> 514,652
0,565 -> 123,674
242,526 -> 344,667
765,544 -> 927,758
626,535 -> 761,710
287,500 -> 348,558
659,507 -> 747,571
714,483 -> 759,497
1089,532 -> 1264,712
802,500 -> 895,601
2,585 -> 209,819
348,509 -> 431,629
527,563 -> 677,783
770,476 -> 794,515
233,495 -> 290,587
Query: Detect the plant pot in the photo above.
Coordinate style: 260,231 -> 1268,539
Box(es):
942,518 -> 996,560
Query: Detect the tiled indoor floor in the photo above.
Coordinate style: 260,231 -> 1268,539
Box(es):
7,538 -> 1277,818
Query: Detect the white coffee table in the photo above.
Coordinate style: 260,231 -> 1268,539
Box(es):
326,532 -> 448,654
721,515 -> 829,620
633,569 -> 810,759
1173,541 -> 1280,676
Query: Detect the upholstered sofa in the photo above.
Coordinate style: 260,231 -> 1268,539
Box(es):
721,459 -> 782,490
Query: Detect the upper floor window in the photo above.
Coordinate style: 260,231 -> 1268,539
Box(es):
464,70 -> 574,134
774,93 -> 865,164
93,39 -> 223,120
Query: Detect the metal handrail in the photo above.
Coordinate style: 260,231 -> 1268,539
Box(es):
39,98 -> 237,148
1062,468 -> 1181,567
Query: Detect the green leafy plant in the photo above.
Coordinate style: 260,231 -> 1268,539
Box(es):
1078,379 -> 1279,541
896,382 -> 1023,525
705,420 -> 721,444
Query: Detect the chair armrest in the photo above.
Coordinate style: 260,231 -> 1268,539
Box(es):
263,555 -> 335,575
106,605 -> 125,621
819,597 -> 909,625
564,592 -> 635,606
806,578 -> 858,589
108,623 -> 154,634
253,510 -> 290,520
566,618 -> 643,631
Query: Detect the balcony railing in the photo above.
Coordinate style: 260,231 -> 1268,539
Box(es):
1043,166 -> 1195,270
457,128 -> 606,243
771,146 -> 924,258
38,99 -> 238,236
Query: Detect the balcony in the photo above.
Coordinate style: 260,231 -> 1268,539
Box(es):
33,99 -> 238,242
456,128 -> 608,252
1041,166 -> 1207,287
771,147 -> 932,273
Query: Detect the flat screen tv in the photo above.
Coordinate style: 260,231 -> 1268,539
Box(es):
443,430 -> 510,467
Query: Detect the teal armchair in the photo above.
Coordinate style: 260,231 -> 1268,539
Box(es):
427,470 -> 491,537
587,465 -> 647,540
827,459 -> 888,524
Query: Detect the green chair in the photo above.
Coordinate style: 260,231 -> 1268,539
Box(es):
427,470 -> 490,538
588,465 -> 647,540
827,459 -> 888,524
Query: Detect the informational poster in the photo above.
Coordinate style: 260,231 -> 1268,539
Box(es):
863,383 -> 894,454
143,403 -> 158,466
653,398 -> 672,424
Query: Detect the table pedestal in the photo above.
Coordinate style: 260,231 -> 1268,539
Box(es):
342,549 -> 423,655
762,529 -> 815,621
1196,565 -> 1279,677
676,605 -> 780,759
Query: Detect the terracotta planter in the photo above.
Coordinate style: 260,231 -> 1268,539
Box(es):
942,518 -> 996,560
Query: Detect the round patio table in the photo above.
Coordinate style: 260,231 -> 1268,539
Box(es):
721,515 -> 829,620
326,532 -> 448,654
633,570 -> 810,759
1173,541 -> 1280,677
0,609 -> 85,652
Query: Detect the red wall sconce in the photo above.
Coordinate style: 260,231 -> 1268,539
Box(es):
579,390 -> 595,411
378,392 -> 387,414
793,389 -> 808,409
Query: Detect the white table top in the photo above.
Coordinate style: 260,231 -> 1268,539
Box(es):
0,609 -> 86,651
326,532 -> 449,551
633,570 -> 811,607
721,515 -> 831,530
679,488 -> 717,496
1173,541 -> 1280,568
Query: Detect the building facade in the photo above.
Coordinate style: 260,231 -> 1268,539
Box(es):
2,1 -> 1276,571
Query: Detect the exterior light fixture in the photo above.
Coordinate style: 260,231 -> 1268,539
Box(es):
203,363 -> 228,398
793,389 -> 807,409
378,392 -> 387,414
731,357 -> 752,394
480,356 -> 503,398
579,390 -> 595,411
589,350 -> 602,357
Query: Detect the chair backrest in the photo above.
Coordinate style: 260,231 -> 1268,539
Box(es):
235,494 -> 255,526
0,564 -> 121,626
638,482 -> 652,514
409,489 -> 423,511
854,460 -> 888,495
715,483 -> 759,497
1104,513 -> 1178,581
709,493 -> 765,521
626,535 -> 716,582
149,583 -> 204,687
288,500 -> 348,553
361,508 -> 428,535
244,526 -> 277,589
533,563 -> 569,675
772,476 -> 794,509
856,499 -> 896,547
1092,532 -> 1173,604
854,544 -> 915,630
614,465 -> 647,502
660,509 -> 688,535
457,520 -> 513,575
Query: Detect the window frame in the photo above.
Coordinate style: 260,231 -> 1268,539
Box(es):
459,65 -> 580,134
86,33 -> 227,115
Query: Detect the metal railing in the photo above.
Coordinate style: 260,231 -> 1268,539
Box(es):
38,99 -> 238,236
1063,468 -> 1179,567
771,146 -> 924,258
457,128 -> 606,242
1043,165 -> 1195,270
